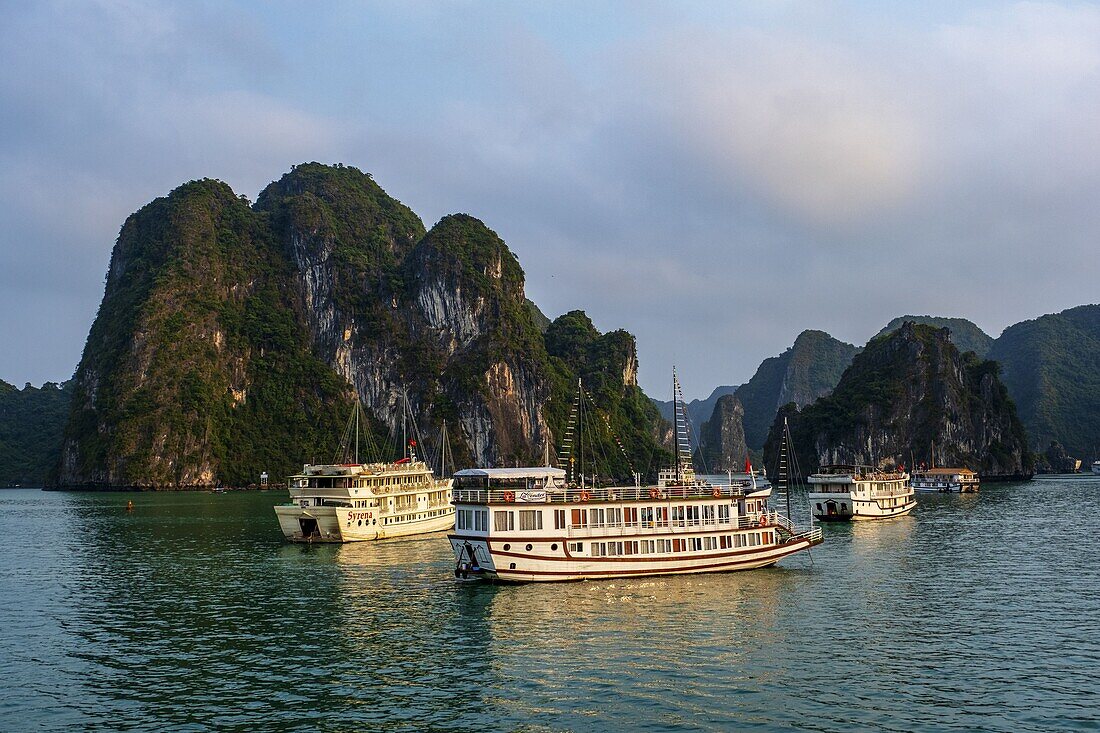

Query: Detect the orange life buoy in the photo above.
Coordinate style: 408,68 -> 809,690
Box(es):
712,487 -> 721,498
759,514 -> 768,526
502,491 -> 515,503
579,490 -> 591,502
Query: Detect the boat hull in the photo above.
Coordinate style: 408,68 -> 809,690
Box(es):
808,493 -> 915,521
449,532 -> 822,583
275,505 -> 454,543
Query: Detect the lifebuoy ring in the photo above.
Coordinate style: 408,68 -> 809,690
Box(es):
649,488 -> 660,500
503,491 -> 515,503
712,487 -> 722,498
579,490 -> 592,502
759,514 -> 769,526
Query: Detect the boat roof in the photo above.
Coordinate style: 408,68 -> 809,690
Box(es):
917,467 -> 976,475
453,467 -> 566,479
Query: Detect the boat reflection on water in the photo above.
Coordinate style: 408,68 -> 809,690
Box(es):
333,532 -> 451,570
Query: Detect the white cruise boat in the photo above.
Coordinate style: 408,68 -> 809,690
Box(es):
447,374 -> 821,583
274,401 -> 454,543
807,465 -> 915,521
909,467 -> 979,493
1092,460 -> 1100,475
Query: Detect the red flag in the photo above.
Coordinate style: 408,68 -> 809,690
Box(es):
409,439 -> 417,447
744,458 -> 752,473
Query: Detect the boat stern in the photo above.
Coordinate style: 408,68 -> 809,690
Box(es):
274,505 -> 344,542
449,535 -> 498,581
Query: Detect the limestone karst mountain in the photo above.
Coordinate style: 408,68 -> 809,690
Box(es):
56,163 -> 667,488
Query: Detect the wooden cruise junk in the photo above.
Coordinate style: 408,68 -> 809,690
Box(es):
275,401 -> 454,543
448,374 -> 821,583
807,465 -> 915,520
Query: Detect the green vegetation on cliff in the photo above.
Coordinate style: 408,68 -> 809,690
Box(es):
765,323 -> 1032,477
60,178 -> 353,487
57,164 -> 668,487
987,304 -> 1100,460
0,381 -> 72,485
877,315 -> 993,357
544,311 -> 670,479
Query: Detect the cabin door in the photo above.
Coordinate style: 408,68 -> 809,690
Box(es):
299,517 -> 319,538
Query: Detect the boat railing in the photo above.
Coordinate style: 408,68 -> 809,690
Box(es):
869,486 -> 913,498
452,483 -> 751,505
767,512 -> 822,543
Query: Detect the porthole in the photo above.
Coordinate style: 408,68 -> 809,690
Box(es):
526,544 -> 533,551
503,544 -> 511,551
551,543 -> 558,551
358,520 -> 362,526
509,563 -> 516,569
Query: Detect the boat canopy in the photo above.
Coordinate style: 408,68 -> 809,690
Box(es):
453,467 -> 565,480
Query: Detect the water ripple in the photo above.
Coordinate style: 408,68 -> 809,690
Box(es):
1,479 -> 1099,731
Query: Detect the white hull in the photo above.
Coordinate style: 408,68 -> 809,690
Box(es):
911,482 -> 971,493
808,493 -> 915,520
275,504 -> 454,543
450,528 -> 819,583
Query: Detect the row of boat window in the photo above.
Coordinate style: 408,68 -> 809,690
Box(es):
457,505 -> 757,533
571,532 -> 773,557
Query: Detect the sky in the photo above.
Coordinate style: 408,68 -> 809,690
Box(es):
2,1 -> 1099,399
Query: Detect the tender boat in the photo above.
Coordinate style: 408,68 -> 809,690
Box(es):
807,465 -> 915,521
274,400 -> 454,543
448,373 -> 821,583
909,467 -> 979,493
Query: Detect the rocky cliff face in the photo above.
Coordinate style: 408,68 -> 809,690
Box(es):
877,315 -> 993,357
736,330 -> 860,450
58,179 -> 353,488
764,322 -> 1032,478
694,394 -> 748,473
56,164 -> 664,488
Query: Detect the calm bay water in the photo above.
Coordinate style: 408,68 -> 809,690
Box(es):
1,477 -> 1098,732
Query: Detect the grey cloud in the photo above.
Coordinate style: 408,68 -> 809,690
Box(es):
2,2 -> 1099,400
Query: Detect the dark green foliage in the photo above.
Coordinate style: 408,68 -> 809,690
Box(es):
0,381 -> 72,485
59,177 -> 352,487
57,163 -> 668,487
988,304 -> 1100,461
526,299 -> 552,332
544,311 -> 670,482
764,323 -> 1032,478
736,330 -> 859,450
877,315 -> 994,357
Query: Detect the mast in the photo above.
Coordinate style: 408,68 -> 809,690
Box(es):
402,389 -> 408,459
782,418 -> 792,520
440,420 -> 447,476
355,400 -> 360,465
673,369 -> 680,483
672,368 -> 693,483
578,378 -> 585,489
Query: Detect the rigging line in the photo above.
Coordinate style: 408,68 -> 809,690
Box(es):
583,385 -> 636,479
406,393 -> 430,463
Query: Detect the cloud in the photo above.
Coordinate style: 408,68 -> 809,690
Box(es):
2,1 -> 1099,398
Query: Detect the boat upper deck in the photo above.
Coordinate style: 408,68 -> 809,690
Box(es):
288,460 -> 448,497
808,464 -> 907,483
452,467 -> 763,505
